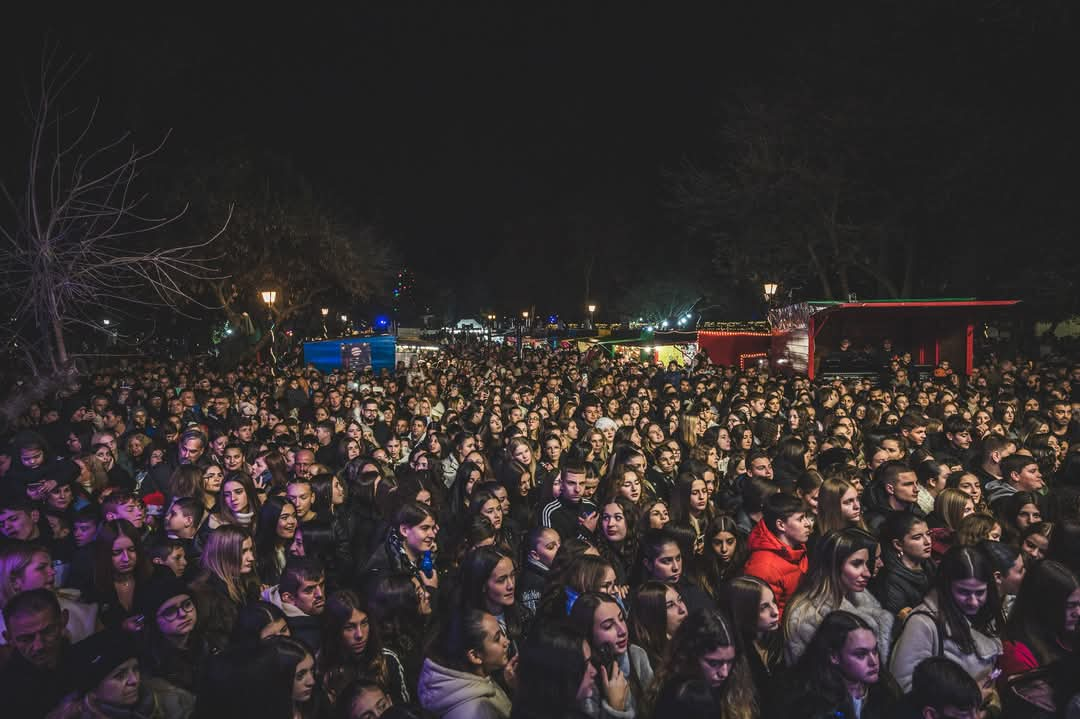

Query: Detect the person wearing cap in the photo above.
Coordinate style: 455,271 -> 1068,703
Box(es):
137,574 -> 205,692
51,627 -> 194,718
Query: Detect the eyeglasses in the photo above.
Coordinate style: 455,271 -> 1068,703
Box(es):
158,597 -> 196,622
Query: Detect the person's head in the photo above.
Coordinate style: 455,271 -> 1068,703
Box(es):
934,488 -> 974,532
955,512 -> 1001,546
1,589 -> 67,669
1008,560 -> 1080,654
945,471 -> 983,508
0,543 -> 55,607
177,429 -> 206,465
639,527 -> 683,584
394,501 -> 438,559
642,498 -> 670,529
280,556 -> 327,616
336,680 -> 392,719
600,496 -> 638,546
793,610 -> 882,697
138,575 -> 197,642
230,601 -> 291,652
1020,522 -> 1053,563
1000,491 -> 1043,540
935,546 -> 999,649
663,608 -> 751,700
569,591 -> 630,663
514,624 -> 594,715
469,485 -> 504,531
322,590 -> 377,667
286,477 -> 315,518
0,497 -> 40,541
221,472 -> 261,520
762,492 -> 811,547
881,511 -> 932,565
259,497 -> 299,555
875,460 -> 919,507
94,519 -> 147,586
202,525 -> 257,601
1001,454 -> 1044,492
264,635 -> 318,708
800,528 -> 878,606
719,575 -> 779,643
440,609 -> 511,677
816,477 -> 862,534
460,546 -> 517,614
560,460 -> 588,503
101,490 -> 147,529
631,581 -> 687,656
704,514 -> 746,571
526,526 -> 561,568
67,629 -> 141,706
145,535 -> 188,577
909,656 -> 983,719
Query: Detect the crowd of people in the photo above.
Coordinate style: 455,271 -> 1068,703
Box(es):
1,337 -> 1079,719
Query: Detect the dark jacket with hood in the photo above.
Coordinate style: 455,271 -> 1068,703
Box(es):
861,477 -> 924,536
870,551 -> 935,616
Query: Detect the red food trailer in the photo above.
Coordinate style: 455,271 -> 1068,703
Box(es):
768,299 -> 1019,379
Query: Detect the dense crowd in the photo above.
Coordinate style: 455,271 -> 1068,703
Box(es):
1,338 -> 1079,719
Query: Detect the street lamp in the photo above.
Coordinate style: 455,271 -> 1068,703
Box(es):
102,319 -> 111,326
320,308 -> 329,338
587,303 -> 596,329
763,282 -> 778,303
259,289 -> 278,372
320,308 -> 329,317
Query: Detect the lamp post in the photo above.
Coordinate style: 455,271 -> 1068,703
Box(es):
587,303 -> 596,330
260,290 -> 278,373
320,307 -> 329,338
763,282 -> 778,303
487,314 -> 496,341
519,311 -> 529,359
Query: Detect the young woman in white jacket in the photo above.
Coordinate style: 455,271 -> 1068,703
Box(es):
418,609 -> 514,719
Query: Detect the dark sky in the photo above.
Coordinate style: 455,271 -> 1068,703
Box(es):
4,4 -> 1079,321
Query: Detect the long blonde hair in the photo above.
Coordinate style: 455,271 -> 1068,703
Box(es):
201,525 -> 256,604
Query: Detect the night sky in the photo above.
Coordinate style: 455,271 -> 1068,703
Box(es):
3,4 -> 1078,323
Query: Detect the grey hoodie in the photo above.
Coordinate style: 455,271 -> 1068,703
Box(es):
418,657 -> 512,719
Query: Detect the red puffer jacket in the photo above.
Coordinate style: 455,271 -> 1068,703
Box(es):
743,521 -> 808,618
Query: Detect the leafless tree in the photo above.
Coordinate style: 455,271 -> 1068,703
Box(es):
0,47 -> 229,426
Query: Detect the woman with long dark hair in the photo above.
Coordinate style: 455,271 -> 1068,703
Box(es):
567,592 -> 654,718
784,528 -> 894,666
86,519 -> 152,631
510,623 -> 596,719
368,571 -> 432,693
418,609 -> 513,719
780,610 -> 901,719
890,545 -> 1003,695
718,576 -> 783,703
871,510 -> 936,617
646,608 -> 758,719
1001,559 -> 1080,677
595,496 -> 640,586
628,580 -> 687,670
456,547 -> 530,657
263,635 -> 326,719
321,589 -> 409,705
255,496 -> 300,586
699,515 -> 749,598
